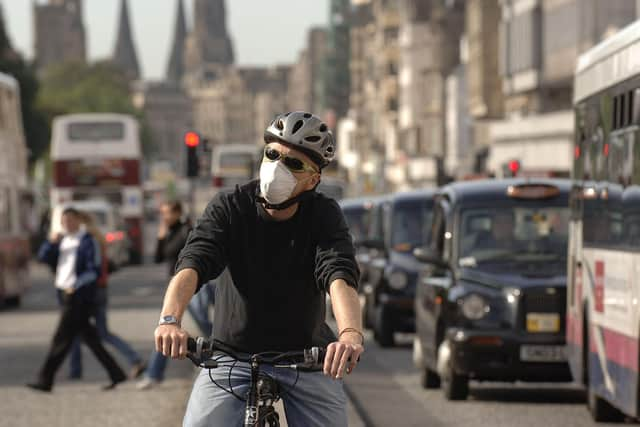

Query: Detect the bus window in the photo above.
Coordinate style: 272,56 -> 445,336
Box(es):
68,122 -> 125,141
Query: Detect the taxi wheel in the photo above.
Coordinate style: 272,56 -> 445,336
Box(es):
374,305 -> 395,348
362,297 -> 372,329
420,368 -> 441,389
442,361 -> 468,400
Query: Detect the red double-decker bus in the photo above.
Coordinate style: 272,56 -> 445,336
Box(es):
50,113 -> 144,263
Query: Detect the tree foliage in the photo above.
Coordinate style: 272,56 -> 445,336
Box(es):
38,61 -> 137,116
38,61 -> 153,155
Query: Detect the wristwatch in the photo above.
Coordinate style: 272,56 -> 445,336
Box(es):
158,315 -> 181,327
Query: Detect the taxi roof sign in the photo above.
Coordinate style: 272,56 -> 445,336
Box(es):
507,184 -> 560,199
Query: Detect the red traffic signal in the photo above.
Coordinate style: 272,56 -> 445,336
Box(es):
508,160 -> 521,175
184,131 -> 200,148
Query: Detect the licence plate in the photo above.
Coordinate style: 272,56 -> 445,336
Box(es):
520,345 -> 567,362
526,313 -> 560,333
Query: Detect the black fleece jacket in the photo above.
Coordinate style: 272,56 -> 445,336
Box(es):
175,180 -> 359,353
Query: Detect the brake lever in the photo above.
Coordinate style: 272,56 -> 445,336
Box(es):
186,353 -> 218,369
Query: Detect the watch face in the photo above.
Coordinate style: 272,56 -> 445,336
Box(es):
161,316 -> 177,324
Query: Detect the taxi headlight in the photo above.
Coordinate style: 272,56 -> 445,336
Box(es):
460,294 -> 489,320
388,271 -> 408,290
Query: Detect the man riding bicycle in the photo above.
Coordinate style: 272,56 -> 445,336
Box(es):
155,112 -> 364,426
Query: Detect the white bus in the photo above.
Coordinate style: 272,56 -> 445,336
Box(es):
568,20 -> 640,422
50,113 -> 144,263
0,72 -> 30,306
210,143 -> 261,192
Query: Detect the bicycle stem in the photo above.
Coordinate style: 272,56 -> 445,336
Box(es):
243,355 -> 261,427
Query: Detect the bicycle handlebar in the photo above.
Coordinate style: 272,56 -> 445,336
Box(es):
186,337 -> 327,372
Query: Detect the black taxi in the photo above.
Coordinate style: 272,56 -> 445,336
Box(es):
413,179 -> 572,400
340,195 -> 388,287
361,189 -> 434,347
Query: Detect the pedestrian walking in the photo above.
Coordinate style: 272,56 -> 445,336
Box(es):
67,212 -> 146,380
27,207 -> 126,392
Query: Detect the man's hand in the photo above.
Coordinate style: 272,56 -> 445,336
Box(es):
157,222 -> 168,239
154,324 -> 189,359
323,334 -> 364,379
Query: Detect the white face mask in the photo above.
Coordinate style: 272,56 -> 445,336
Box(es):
259,160 -> 299,204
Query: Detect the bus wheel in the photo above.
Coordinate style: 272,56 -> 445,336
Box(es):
3,296 -> 21,308
587,386 -> 624,422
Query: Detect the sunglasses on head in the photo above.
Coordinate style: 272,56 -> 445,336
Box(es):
263,146 -> 319,174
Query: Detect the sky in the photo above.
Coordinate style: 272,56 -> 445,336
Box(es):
2,0 -> 329,80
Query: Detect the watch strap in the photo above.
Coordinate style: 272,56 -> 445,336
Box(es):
158,315 -> 180,326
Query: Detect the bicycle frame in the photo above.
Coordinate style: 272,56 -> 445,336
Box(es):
244,355 -> 280,427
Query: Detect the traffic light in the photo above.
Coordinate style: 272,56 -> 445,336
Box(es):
503,159 -> 521,177
185,131 -> 200,178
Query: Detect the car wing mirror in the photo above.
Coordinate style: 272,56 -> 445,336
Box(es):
413,247 -> 449,270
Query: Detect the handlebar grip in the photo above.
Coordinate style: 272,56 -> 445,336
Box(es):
187,337 -> 197,353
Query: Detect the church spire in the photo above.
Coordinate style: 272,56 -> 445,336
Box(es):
166,0 -> 187,83
112,0 -> 140,80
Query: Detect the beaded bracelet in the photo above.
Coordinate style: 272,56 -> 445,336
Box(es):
338,327 -> 365,345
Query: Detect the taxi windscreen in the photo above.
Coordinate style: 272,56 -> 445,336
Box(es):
391,200 -> 433,253
458,206 -> 569,268
343,207 -> 371,242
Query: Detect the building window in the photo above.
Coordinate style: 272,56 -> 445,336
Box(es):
388,97 -> 398,112
504,6 -> 542,75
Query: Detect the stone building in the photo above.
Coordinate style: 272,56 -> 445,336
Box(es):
33,0 -> 86,71
339,0 -> 401,193
461,0 -> 503,177
184,0 -> 234,81
112,0 -> 140,80
287,49 -> 311,112
324,0 -> 351,127
188,66 -> 289,147
166,0 -> 187,84
132,81 -> 192,174
490,0 -> 637,176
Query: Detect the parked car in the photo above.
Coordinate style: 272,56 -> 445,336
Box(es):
413,179 -> 572,400
361,189 -> 435,347
50,200 -> 131,269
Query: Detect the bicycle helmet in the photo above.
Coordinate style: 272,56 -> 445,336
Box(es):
264,112 -> 335,169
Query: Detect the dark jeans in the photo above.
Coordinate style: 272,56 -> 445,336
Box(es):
68,287 -> 142,376
37,288 -> 126,388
